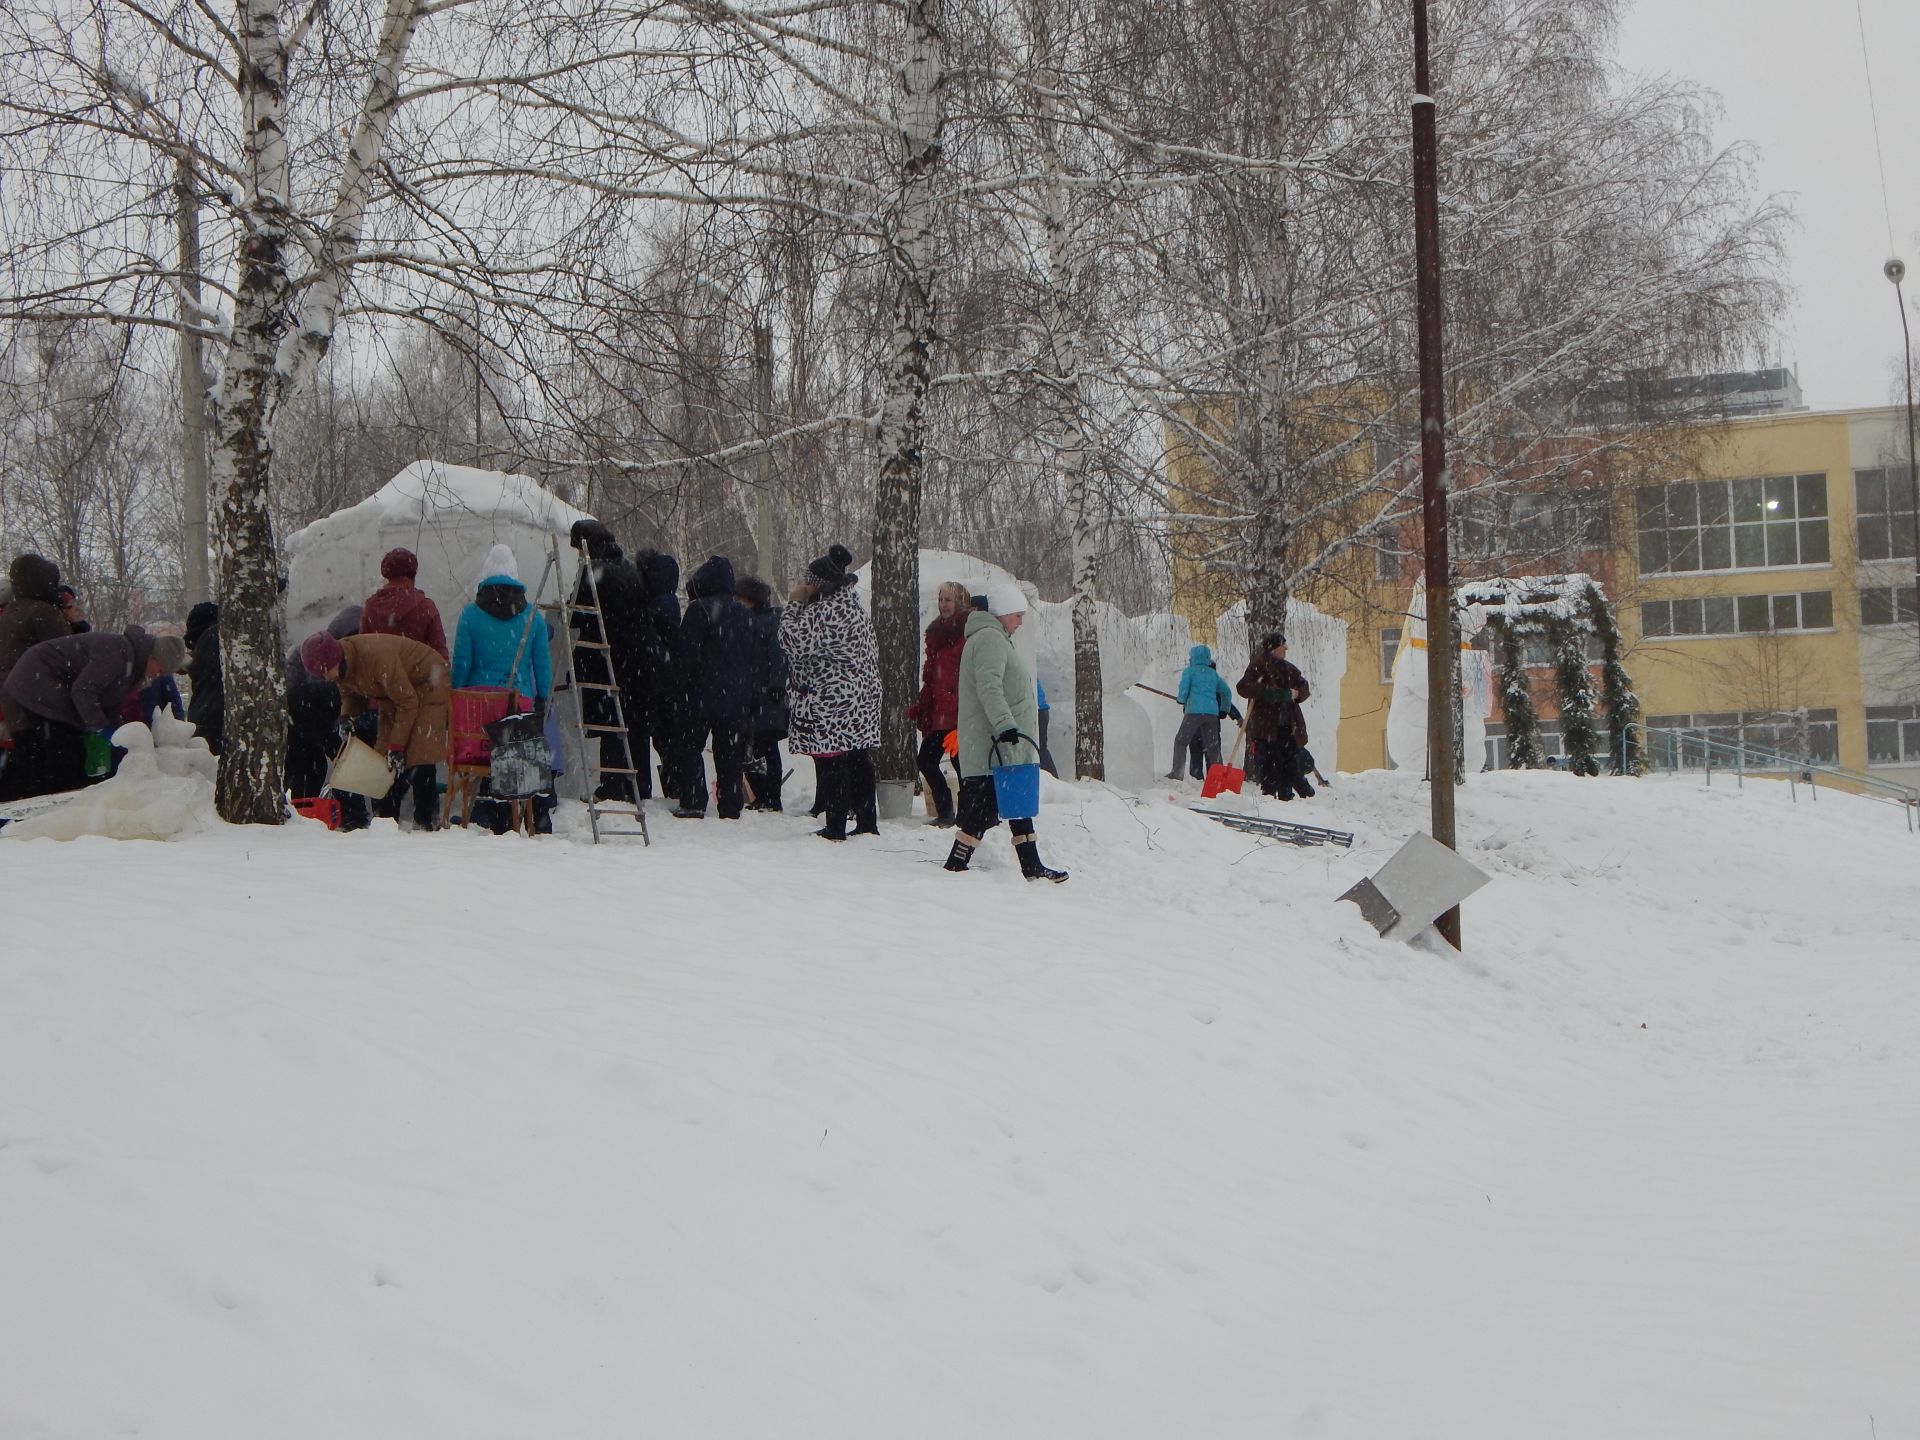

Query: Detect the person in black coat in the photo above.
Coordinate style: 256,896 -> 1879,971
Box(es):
636,548 -> 686,800
735,575 -> 789,811
569,520 -> 654,801
184,601 -> 223,755
672,555 -> 756,819
283,604 -> 370,828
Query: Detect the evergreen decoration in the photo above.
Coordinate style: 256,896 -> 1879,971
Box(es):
1457,573 -> 1636,779
1551,618 -> 1601,776
1586,581 -> 1641,775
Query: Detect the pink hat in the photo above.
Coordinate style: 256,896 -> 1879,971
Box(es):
299,631 -> 344,675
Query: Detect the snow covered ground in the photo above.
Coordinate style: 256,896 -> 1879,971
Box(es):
3,769 -> 1916,1438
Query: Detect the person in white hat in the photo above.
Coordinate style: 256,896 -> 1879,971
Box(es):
945,583 -> 1068,881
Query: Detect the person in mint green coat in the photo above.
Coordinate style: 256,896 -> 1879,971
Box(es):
945,584 -> 1067,882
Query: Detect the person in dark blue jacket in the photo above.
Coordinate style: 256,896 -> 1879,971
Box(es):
636,549 -> 687,801
1166,643 -> 1242,781
735,574 -> 789,811
672,554 -> 756,819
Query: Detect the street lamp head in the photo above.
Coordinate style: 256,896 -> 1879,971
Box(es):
1885,256 -> 1906,285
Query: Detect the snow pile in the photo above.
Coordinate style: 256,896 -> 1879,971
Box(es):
2,714 -> 217,842
2,770 -> 1915,1437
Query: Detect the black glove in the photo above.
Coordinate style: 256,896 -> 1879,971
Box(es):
333,716 -> 354,742
532,696 -> 548,723
1261,687 -> 1290,706
995,727 -> 1021,746
1227,705 -> 1243,723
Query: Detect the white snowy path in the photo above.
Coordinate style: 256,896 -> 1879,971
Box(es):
2,772 -> 1916,1438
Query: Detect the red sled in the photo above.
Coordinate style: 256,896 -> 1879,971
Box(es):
291,795 -> 343,830
1200,720 -> 1251,799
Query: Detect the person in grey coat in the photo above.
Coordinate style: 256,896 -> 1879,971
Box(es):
944,584 -> 1067,882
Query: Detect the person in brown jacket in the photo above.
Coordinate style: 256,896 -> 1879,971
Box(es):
359,548 -> 449,659
298,630 -> 449,830
1236,630 -> 1315,801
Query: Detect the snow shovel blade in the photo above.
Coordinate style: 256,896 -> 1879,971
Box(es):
1200,762 -> 1243,799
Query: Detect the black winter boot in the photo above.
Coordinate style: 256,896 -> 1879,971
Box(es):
1016,838 -> 1069,884
943,834 -> 978,872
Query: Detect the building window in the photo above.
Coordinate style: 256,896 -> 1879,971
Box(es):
1518,633 -> 1604,666
1379,627 -> 1401,682
1643,709 -> 1840,766
1858,584 -> 1918,627
1484,721 -> 1564,770
1866,705 -> 1920,766
1637,474 -> 1829,575
1640,590 -> 1834,638
1854,469 -> 1918,561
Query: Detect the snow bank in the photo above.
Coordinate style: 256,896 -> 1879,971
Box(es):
2,714 -> 217,842
2,771 -> 1914,1437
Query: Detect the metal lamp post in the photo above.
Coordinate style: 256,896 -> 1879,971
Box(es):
1887,257 -> 1920,690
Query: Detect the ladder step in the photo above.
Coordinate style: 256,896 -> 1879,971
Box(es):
575,681 -> 620,691
572,639 -> 611,650
591,765 -> 640,775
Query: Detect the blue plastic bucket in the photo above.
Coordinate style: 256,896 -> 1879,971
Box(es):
990,736 -> 1041,821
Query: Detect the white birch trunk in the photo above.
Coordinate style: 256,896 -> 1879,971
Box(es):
868,0 -> 945,788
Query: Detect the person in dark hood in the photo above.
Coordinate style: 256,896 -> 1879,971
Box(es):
183,601 -> 223,754
568,519 -> 653,802
735,574 -> 789,811
360,547 -> 448,659
284,603 -> 369,827
780,543 -> 882,841
636,548 -> 687,800
0,554 -> 77,799
1,626 -> 187,796
671,554 -> 755,819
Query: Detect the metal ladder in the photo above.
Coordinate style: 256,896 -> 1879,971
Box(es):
546,534 -> 650,846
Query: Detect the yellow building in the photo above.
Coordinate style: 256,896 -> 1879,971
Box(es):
1172,402 -> 1920,788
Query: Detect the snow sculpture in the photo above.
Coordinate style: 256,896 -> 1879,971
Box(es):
2,719 -> 217,842
1385,580 -> 1489,774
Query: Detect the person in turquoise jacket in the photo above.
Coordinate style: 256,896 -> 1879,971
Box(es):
451,543 -> 552,702
1165,643 -> 1242,781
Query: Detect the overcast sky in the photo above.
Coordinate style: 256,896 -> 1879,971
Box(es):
1613,0 -> 1920,411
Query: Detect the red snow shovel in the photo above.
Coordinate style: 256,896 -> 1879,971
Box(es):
1201,717 -> 1249,799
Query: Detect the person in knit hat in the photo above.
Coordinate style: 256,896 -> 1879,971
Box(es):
360,546 -> 448,660
300,628 -> 451,831
452,541 -> 555,833
943,583 -> 1068,882
780,543 -> 881,840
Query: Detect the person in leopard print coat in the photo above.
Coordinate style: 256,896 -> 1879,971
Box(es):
779,543 -> 882,839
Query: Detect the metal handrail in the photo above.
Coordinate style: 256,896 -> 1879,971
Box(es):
1624,720 -> 1918,831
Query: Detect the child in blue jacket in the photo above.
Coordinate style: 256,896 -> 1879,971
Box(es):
1166,643 -> 1241,781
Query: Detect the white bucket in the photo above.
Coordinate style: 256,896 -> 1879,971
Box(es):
325,734 -> 395,798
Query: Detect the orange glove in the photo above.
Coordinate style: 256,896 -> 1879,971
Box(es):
942,729 -> 959,758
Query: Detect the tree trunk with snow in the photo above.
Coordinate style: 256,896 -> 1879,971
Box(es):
868,0 -> 945,789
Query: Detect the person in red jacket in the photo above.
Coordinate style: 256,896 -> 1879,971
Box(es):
906,580 -> 969,826
360,548 -> 448,659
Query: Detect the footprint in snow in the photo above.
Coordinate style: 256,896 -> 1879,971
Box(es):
1189,1006 -> 1217,1025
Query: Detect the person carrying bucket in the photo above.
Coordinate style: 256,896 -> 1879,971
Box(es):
943,584 -> 1068,883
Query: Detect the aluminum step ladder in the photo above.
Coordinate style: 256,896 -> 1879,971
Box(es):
545,533 -> 650,846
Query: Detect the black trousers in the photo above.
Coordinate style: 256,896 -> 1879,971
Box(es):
746,733 -> 784,809
0,717 -> 87,801
814,750 -> 877,834
681,721 -> 748,818
954,774 -> 1035,840
1249,738 -> 1311,799
377,764 -> 440,829
915,729 -> 960,817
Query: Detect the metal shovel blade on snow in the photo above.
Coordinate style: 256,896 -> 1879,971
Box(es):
1339,832 -> 1490,943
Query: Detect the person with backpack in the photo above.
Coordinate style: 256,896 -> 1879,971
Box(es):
672,555 -> 756,820
906,580 -> 968,826
735,574 -> 790,812
1236,630 -> 1315,800
780,544 -> 881,841
1165,643 -> 1243,782
452,543 -> 555,832
943,585 -> 1068,882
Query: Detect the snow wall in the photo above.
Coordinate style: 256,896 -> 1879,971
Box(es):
878,551 -> 1346,789
285,462 -> 594,792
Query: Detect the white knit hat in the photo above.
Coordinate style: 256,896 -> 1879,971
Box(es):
986,582 -> 1028,618
481,543 -> 519,581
